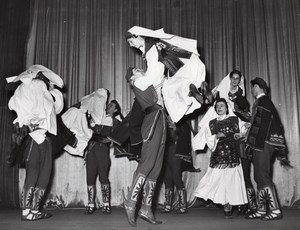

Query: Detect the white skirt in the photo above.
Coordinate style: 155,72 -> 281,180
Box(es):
194,164 -> 248,206
162,54 -> 206,123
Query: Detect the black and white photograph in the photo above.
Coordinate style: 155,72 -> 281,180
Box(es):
0,0 -> 299,229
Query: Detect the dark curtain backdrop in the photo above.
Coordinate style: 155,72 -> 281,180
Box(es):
0,0 -> 30,207
1,0 -> 300,208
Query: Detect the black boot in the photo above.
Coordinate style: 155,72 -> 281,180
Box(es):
21,186 -> 35,210
84,185 -> 96,214
22,187 -> 52,221
21,186 -> 34,221
261,186 -> 282,221
101,184 -> 111,214
124,173 -> 146,227
173,188 -> 188,214
189,84 -> 204,104
199,81 -> 214,105
160,188 -> 173,213
245,188 -> 267,219
138,179 -> 162,225
244,187 -> 257,215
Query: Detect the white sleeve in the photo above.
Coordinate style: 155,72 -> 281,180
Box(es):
238,118 -> 247,135
134,46 -> 165,90
81,88 -> 108,126
205,124 -> 218,152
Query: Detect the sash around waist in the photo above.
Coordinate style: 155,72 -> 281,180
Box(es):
144,104 -> 164,114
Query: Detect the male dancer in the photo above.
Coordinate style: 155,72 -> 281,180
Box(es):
245,77 -> 290,221
125,26 -> 213,123
123,67 -> 167,227
7,65 -> 64,221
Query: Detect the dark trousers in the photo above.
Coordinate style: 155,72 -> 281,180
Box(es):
86,142 -> 110,185
241,157 -> 253,189
134,112 -> 166,181
163,142 -> 184,190
252,144 -> 275,190
24,137 -> 53,190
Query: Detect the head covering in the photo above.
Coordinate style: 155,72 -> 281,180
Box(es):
6,64 -> 64,88
127,26 -> 199,55
80,88 -> 108,125
214,97 -> 229,114
212,73 -> 245,97
127,26 -> 174,39
125,67 -> 134,82
250,77 -> 268,90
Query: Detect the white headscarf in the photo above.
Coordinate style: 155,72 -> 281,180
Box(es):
128,26 -> 199,56
212,73 -> 245,98
80,88 -> 108,126
6,64 -> 64,88
192,72 -> 245,151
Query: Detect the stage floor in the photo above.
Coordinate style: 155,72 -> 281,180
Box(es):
0,206 -> 299,230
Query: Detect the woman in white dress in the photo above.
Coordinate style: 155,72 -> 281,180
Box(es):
193,98 -> 248,218
192,70 -> 250,151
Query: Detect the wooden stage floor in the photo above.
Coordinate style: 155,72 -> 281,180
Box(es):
0,206 -> 299,230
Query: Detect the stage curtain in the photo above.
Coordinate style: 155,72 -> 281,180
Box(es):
0,0 -> 30,208
15,0 -> 300,208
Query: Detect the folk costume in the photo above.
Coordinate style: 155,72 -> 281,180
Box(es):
108,99 -> 144,161
62,88 -> 108,157
245,77 -> 288,221
160,117 -> 199,214
123,68 -> 167,227
7,65 -> 64,221
127,26 -> 207,123
194,99 -> 248,217
192,73 -> 249,151
85,110 -> 121,215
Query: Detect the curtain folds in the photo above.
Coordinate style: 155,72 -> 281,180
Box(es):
0,0 -> 30,208
16,0 -> 300,207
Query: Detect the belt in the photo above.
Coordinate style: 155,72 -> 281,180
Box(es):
144,104 -> 163,115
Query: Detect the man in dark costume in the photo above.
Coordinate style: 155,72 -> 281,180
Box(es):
7,65 -> 68,221
84,100 -> 123,215
160,116 -> 200,214
245,77 -> 290,221
108,99 -> 144,162
123,67 -> 167,227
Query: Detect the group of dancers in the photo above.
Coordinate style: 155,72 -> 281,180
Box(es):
6,26 -> 289,226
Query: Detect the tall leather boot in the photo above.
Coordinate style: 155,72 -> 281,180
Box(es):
21,186 -> 35,210
85,185 -> 96,214
261,186 -> 282,221
101,184 -> 111,214
22,187 -> 52,221
21,186 -> 35,221
246,187 -> 258,214
160,187 -> 173,213
124,173 -> 146,227
138,179 -> 162,225
173,188 -> 188,214
245,187 -> 267,219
